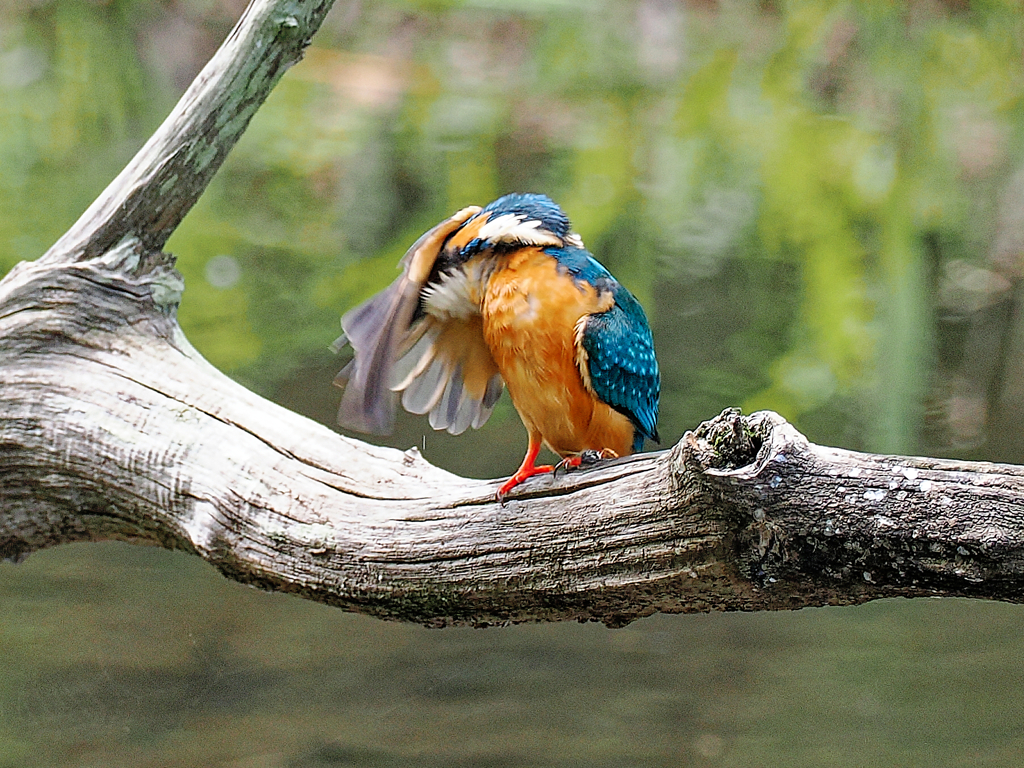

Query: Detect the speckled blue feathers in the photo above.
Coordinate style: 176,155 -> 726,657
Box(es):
575,267 -> 660,452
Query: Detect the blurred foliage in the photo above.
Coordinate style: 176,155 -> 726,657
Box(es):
5,1 -> 1024,763
5,0 -> 1024,466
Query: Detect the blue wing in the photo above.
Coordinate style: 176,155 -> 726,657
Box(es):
580,283 -> 660,451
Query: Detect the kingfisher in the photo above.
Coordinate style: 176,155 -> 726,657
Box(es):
333,193 -> 660,500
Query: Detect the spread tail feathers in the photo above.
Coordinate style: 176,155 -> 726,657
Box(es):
391,316 -> 503,435
333,207 -> 481,434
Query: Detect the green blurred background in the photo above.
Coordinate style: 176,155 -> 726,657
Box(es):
4,0 -> 1024,765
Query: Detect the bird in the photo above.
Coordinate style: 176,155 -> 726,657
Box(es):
333,193 -> 660,500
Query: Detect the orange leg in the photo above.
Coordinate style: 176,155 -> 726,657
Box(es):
497,433 -> 553,501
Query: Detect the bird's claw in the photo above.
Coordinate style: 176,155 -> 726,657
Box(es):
496,463 -> 554,504
552,448 -> 618,479
552,456 -> 580,479
496,445 -> 620,503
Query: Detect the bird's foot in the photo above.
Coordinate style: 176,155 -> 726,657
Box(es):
553,448 -> 619,478
496,463 -> 555,503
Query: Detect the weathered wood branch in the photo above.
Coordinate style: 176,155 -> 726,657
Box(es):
42,0 -> 335,267
3,0 -> 1024,627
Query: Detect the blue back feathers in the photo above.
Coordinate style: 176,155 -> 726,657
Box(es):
579,279 -> 660,451
543,244 -> 660,451
544,244 -> 614,289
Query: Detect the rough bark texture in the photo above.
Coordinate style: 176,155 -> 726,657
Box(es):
2,0 -> 1024,627
685,410 -> 1024,609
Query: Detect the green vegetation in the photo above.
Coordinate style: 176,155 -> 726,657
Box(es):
7,0 -> 1022,465
5,1 -> 1024,461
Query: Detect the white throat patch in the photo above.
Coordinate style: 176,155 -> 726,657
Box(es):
474,213 -> 564,248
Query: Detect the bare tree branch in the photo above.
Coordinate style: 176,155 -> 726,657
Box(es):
43,0 -> 335,267
2,0 -> 1024,628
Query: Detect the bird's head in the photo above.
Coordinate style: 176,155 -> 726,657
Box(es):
438,193 -> 583,266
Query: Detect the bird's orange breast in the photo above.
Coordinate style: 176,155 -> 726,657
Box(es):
480,248 -> 635,458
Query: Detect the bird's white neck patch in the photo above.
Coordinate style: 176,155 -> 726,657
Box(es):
474,213 -> 564,248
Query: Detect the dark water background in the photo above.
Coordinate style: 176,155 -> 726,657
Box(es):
3,0 -> 1024,765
